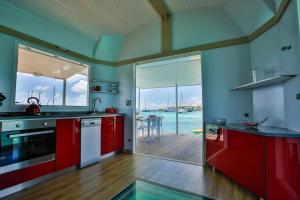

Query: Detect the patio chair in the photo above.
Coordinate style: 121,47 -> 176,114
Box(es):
148,116 -> 161,140
136,119 -> 147,142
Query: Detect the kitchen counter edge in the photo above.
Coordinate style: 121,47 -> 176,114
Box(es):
0,113 -> 125,121
205,122 -> 300,138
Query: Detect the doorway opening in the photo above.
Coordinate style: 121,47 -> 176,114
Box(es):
134,54 -> 204,165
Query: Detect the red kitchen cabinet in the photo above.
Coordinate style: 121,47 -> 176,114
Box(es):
206,128 -> 266,198
56,118 -> 80,171
101,117 -> 115,155
114,116 -> 124,151
205,126 -> 226,163
0,161 -> 55,190
266,137 -> 300,200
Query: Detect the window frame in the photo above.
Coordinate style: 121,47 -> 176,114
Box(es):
12,42 -> 90,109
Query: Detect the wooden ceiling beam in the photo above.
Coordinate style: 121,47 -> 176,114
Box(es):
148,0 -> 171,19
149,0 -> 172,52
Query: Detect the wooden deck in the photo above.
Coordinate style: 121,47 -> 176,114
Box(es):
6,153 -> 256,200
135,133 -> 203,165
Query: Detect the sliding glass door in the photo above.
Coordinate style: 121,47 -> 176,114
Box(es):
134,55 -> 203,165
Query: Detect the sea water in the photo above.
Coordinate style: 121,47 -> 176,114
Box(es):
140,111 -> 203,134
111,179 -> 211,200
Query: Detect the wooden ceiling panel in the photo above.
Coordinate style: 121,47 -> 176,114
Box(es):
5,0 -> 159,40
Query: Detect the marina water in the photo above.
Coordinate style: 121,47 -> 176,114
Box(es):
140,111 -> 203,134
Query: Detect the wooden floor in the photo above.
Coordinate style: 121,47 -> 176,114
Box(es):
5,154 -> 256,200
136,133 -> 203,164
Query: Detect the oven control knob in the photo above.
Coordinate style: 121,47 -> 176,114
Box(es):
43,122 -> 48,126
16,124 -> 21,128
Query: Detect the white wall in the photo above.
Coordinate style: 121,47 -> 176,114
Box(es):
115,64 -> 134,150
250,1 -> 300,130
253,85 -> 285,127
202,44 -> 253,123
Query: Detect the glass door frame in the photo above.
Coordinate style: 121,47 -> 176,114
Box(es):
132,53 -> 205,165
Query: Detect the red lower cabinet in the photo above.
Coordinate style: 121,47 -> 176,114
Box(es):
206,128 -> 266,198
115,116 -> 124,151
101,117 -> 115,155
0,161 -> 55,190
266,137 -> 300,200
101,116 -> 125,155
56,118 -> 80,171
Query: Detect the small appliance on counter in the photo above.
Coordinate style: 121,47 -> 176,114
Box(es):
0,93 -> 6,106
26,97 -> 41,115
105,107 -> 118,114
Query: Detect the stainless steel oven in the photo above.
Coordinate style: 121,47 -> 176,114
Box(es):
0,119 -> 56,174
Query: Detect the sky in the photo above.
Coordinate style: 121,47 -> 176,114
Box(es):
136,85 -> 202,110
15,72 -> 88,106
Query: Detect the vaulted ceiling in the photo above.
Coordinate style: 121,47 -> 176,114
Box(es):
4,0 -> 236,41
6,0 -> 159,40
0,0 -> 280,61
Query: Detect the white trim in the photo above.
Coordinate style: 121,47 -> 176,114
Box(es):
132,63 -> 137,154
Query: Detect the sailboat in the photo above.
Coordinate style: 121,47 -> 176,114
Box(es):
142,99 -> 150,112
178,92 -> 187,113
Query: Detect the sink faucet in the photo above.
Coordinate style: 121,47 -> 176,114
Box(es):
92,97 -> 102,114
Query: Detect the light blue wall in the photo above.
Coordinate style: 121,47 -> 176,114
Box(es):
115,64 -> 134,150
118,7 -> 245,60
172,7 -> 245,50
94,35 -> 124,61
118,21 -> 161,61
224,0 -> 275,34
250,1 -> 300,131
202,44 -> 253,123
90,64 -> 117,111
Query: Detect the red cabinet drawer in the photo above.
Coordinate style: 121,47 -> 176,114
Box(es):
0,161 -> 55,190
114,116 -> 124,151
56,118 -> 80,171
266,137 -> 300,200
101,117 -> 115,155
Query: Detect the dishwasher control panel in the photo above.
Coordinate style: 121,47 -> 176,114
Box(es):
81,118 -> 101,127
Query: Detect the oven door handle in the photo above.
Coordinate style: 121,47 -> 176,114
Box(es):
8,130 -> 55,138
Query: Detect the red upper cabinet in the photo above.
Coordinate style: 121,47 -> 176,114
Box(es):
101,117 -> 115,155
56,118 -> 80,171
114,116 -> 124,151
266,137 -> 300,200
206,128 -> 266,198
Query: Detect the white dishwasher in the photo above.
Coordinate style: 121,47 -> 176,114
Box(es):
80,118 -> 101,168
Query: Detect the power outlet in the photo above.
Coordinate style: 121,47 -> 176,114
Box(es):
296,93 -> 300,100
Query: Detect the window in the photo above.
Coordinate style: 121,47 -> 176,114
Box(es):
15,45 -> 89,107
